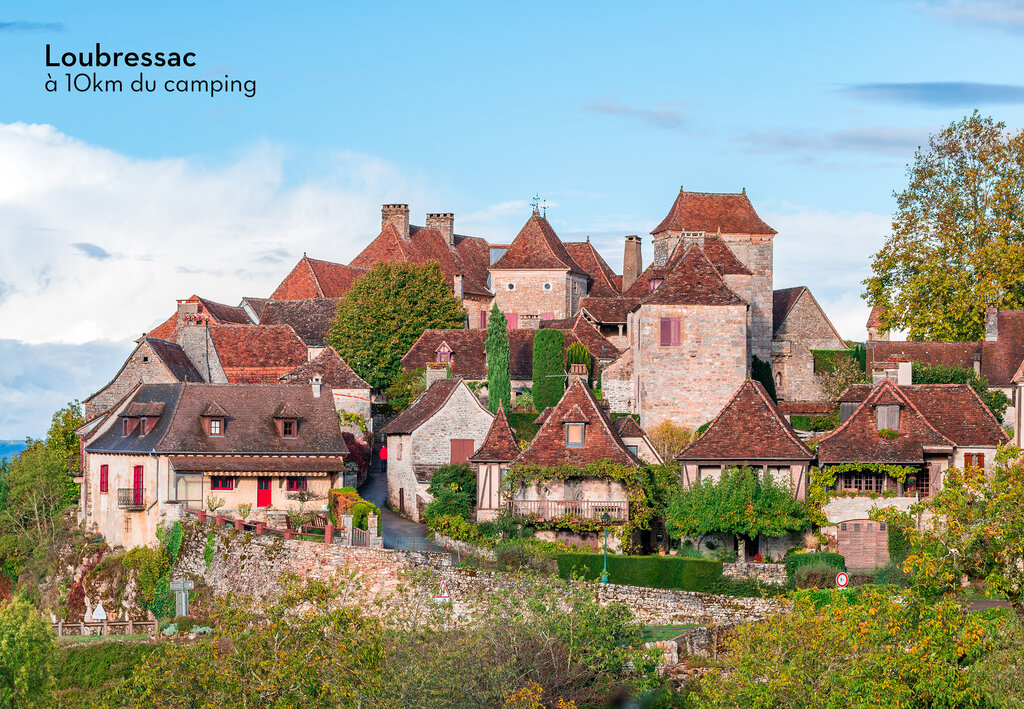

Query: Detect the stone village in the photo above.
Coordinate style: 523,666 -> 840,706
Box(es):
70,186 -> 1019,623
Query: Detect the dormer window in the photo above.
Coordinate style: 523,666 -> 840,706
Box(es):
139,417 -> 148,434
876,405 -> 900,431
436,342 -> 453,364
649,278 -> 663,293
208,418 -> 223,437
122,417 -> 139,436
282,420 -> 297,438
565,423 -> 586,448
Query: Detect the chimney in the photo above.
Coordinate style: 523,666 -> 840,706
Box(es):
426,212 -> 455,247
381,203 -> 410,239
567,362 -> 588,387
176,299 -> 202,327
310,375 -> 322,398
622,235 -> 642,291
682,231 -> 706,251
425,362 -> 448,389
896,360 -> 912,386
453,274 -> 464,300
973,351 -> 982,376
985,307 -> 999,342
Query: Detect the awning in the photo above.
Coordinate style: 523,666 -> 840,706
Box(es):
168,456 -> 346,476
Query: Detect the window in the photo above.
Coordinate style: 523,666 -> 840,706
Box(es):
282,420 -> 296,438
139,417 -> 148,434
210,476 -> 233,490
122,418 -> 133,436
905,471 -> 930,497
209,418 -> 223,436
964,453 -> 985,469
627,445 -> 638,456
838,471 -> 883,494
436,343 -> 452,363
648,278 -> 663,293
659,317 -> 681,346
543,282 -> 552,291
876,405 -> 900,430
396,441 -> 403,460
565,423 -> 585,448
286,477 -> 307,491
142,355 -> 150,363
99,464 -> 109,493
506,282 -> 515,290
839,402 -> 859,424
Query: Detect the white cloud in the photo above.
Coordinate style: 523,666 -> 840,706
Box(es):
0,122 -> 431,345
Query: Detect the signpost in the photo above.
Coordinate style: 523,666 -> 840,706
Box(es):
836,572 -> 849,589
435,581 -> 451,603
169,578 -> 194,617
91,603 -> 107,621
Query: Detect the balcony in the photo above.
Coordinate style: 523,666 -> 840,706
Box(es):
117,488 -> 145,511
509,499 -> 629,523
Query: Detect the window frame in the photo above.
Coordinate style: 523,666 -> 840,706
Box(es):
210,476 -> 234,491
282,419 -> 297,438
565,423 -> 586,449
286,476 -> 308,492
208,418 -> 223,437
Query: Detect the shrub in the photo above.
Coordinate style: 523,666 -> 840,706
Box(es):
556,553 -> 723,591
422,463 -> 475,523
647,420 -> 694,461
507,412 -> 540,443
785,551 -> 845,587
872,562 -> 910,587
532,329 -> 565,410
796,561 -> 849,589
751,356 -> 777,401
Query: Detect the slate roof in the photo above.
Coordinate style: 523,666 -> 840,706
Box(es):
652,189 -> 776,235
512,379 -> 641,467
379,379 -> 473,436
349,223 -> 492,297
641,246 -> 745,307
279,347 -> 369,390
469,407 -> 520,462
677,380 -> 814,462
207,325 -> 309,383
817,380 -> 955,464
85,384 -> 182,454
772,287 -> 805,336
564,241 -> 621,297
491,213 -> 586,274
145,339 -> 203,382
258,298 -> 340,347
270,255 -> 367,300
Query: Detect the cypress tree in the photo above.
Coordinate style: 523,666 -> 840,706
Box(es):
485,304 -> 511,413
533,329 -> 565,410
751,356 -> 778,402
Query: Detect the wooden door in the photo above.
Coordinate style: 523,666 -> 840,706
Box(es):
132,466 -> 144,505
257,477 -> 271,507
450,439 -> 475,464
399,488 -> 405,514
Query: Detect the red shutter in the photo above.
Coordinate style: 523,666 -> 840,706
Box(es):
99,464 -> 109,493
660,318 -> 671,346
507,313 -> 518,330
132,466 -> 144,505
480,310 -> 487,329
542,311 -> 554,321
450,439 -> 475,464
672,318 -> 682,346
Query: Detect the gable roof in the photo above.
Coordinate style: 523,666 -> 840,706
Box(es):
612,416 -> 645,439
866,304 -> 885,329
539,313 -> 621,360
279,347 -> 369,390
491,213 -> 586,274
641,245 -> 745,307
619,234 -> 748,301
817,379 -> 954,464
145,338 -> 204,382
207,325 -> 309,383
380,379 -> 485,436
677,380 -> 813,462
270,255 -> 367,300
772,286 -> 847,345
578,296 -> 641,324
143,294 -> 253,341
512,379 -> 641,467
258,298 -> 340,347
469,406 -> 520,462
85,384 -> 183,454
564,240 -> 620,296
652,188 -> 776,235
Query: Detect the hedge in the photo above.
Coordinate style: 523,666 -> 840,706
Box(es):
532,329 -> 565,410
507,412 -> 540,443
785,551 -> 845,586
556,553 -> 723,591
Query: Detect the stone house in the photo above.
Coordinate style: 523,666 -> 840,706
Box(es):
79,381 -> 350,549
378,378 -> 494,522
818,377 -> 1008,567
770,286 -> 848,403
278,346 -> 372,423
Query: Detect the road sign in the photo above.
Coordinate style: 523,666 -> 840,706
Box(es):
91,603 -> 107,621
169,578 -> 194,617
836,572 -> 849,588
435,581 -> 451,603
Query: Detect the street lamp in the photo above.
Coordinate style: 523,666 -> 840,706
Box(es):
600,511 -> 611,584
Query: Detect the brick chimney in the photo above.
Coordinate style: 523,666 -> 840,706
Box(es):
985,307 -> 999,342
453,274 -> 464,300
425,362 -> 448,389
382,203 -> 410,239
426,212 -> 455,247
567,362 -> 588,387
176,299 -> 202,327
622,235 -> 642,292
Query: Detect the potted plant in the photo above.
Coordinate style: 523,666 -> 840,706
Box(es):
235,503 -> 252,530
206,495 -> 226,526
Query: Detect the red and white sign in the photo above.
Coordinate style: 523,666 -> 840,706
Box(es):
836,572 -> 849,588
435,581 -> 451,603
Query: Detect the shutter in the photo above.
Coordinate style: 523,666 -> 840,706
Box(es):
480,310 -> 487,329
542,312 -> 554,321
507,313 -> 518,330
672,318 -> 682,346
450,439 -> 475,464
99,465 -> 108,493
660,318 -> 671,346
929,464 -> 942,495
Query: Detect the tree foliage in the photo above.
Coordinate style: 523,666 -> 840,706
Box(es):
485,304 -> 511,413
820,352 -> 869,402
665,466 -> 808,542
0,597 -> 54,708
532,329 -> 565,410
384,368 -> 426,412
911,361 -> 1011,421
423,463 -> 476,522
864,112 -> 1024,340
646,420 -> 694,462
750,356 -> 777,402
329,262 -> 466,389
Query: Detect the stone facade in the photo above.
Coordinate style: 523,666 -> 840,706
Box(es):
333,387 -> 372,422
720,233 -> 773,361
84,341 -> 181,420
602,350 -> 635,413
723,562 -> 788,586
771,289 -> 847,402
178,323 -> 228,383
489,269 -> 586,323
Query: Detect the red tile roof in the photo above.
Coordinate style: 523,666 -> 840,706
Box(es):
258,298 -> 340,347
208,325 -> 309,384
279,347 -> 369,390
167,456 -> 347,474
380,379 -> 488,435
652,188 -> 776,235
565,240 -> 620,296
491,213 -> 586,274
469,406 -> 521,462
776,400 -> 835,415
512,379 -> 641,467
270,255 -> 367,300
540,313 -> 621,361
677,380 -> 813,462
143,294 -> 252,341
866,304 -> 884,328
579,296 -> 641,324
612,416 -> 646,439
867,341 -> 979,374
642,245 -> 745,307
817,380 -> 954,464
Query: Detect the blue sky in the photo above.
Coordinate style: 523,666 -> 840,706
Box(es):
2,0 -> 1024,437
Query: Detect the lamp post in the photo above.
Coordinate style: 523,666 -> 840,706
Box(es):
600,511 -> 611,584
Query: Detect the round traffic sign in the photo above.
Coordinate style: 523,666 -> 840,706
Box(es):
836,572 -> 849,588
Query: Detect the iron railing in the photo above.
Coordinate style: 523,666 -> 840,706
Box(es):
509,499 -> 629,522
117,488 -> 145,510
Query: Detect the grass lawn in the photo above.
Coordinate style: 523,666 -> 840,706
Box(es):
57,632 -> 152,644
53,636 -> 163,708
642,624 -> 700,642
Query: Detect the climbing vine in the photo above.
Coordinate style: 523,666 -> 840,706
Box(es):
824,462 -> 918,483
337,411 -> 367,433
806,463 -> 920,527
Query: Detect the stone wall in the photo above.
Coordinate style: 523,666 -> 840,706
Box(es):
602,350 -> 634,413
721,233 -> 773,361
771,289 -> 846,402
723,562 -> 787,585
489,269 -> 573,322
83,341 -> 180,420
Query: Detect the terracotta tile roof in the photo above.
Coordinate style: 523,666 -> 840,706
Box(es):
565,241 -> 621,296
579,296 -> 641,324
817,380 -> 954,464
143,294 -> 252,341
167,455 -> 346,474
380,379 -> 482,436
491,213 -> 586,274
279,347 -> 369,390
124,401 -> 166,417
698,234 -> 752,275
240,297 -> 270,319
867,341 -> 979,375
534,407 -> 553,425
208,325 -> 309,383
199,400 -> 230,418
866,304 -> 884,328
270,255 -> 367,300
772,287 -> 805,335
981,310 -> 1024,385
258,298 -> 340,347
146,313 -> 178,341
652,188 -> 776,235
1013,358 -> 1024,383
350,223 -> 492,297
776,400 -> 835,415
156,383 -> 348,455
145,338 -> 204,382
677,380 -> 813,462
513,379 -> 641,467
469,407 -> 521,462
642,245 -> 745,307
540,313 -> 621,361
613,416 -> 645,439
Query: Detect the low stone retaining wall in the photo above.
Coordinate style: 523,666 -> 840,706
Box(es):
723,562 -> 787,585
432,533 -> 497,561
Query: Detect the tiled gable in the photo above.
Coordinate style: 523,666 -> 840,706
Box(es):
207,325 -> 308,383
469,406 -> 521,462
379,379 -> 471,436
652,189 -> 776,235
564,240 -> 620,296
145,338 -> 203,382
270,255 -> 366,300
258,298 -> 340,347
641,245 -> 745,307
491,213 -> 586,274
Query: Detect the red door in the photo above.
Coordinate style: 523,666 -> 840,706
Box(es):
132,466 -> 144,505
257,477 -> 272,507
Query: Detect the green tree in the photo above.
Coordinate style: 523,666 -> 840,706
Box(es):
0,597 -> 54,708
422,463 -> 476,522
911,361 -> 1011,421
864,112 -> 1024,340
565,342 -> 590,366
750,356 -> 777,402
485,304 -> 511,413
385,368 -> 426,412
532,329 -> 565,410
329,262 -> 466,389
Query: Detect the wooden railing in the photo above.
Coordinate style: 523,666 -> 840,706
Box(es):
509,499 -> 629,522
52,619 -> 157,637
117,488 -> 145,510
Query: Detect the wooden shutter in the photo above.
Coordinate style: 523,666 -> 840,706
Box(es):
480,310 -> 487,329
99,464 -> 109,493
450,439 -> 475,464
672,318 -> 681,346
660,318 -> 672,346
542,312 -> 554,320
928,464 -> 942,495
506,313 -> 518,330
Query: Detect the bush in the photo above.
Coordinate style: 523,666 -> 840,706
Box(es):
795,562 -> 849,589
647,420 -> 694,461
532,329 -> 565,410
785,551 -> 845,587
751,356 -> 777,401
422,463 -> 475,523
872,562 -> 910,587
556,553 -> 723,591
507,412 -> 540,443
